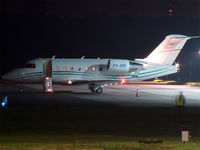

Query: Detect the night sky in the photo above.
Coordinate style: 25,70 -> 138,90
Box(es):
0,0 -> 200,81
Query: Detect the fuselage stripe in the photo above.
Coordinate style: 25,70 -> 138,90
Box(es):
15,68 -> 173,80
160,49 -> 181,53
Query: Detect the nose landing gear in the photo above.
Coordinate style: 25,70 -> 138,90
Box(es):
19,88 -> 24,93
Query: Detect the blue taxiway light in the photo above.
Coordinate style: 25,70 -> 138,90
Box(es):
1,96 -> 8,107
1,102 -> 5,107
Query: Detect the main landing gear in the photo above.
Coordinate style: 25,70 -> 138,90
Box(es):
88,82 -> 103,94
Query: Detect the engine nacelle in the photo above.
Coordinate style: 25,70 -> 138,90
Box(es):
108,59 -> 130,73
129,61 -> 143,72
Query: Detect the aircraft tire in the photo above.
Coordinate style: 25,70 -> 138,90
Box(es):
95,87 -> 103,94
90,87 -> 103,94
19,88 -> 24,93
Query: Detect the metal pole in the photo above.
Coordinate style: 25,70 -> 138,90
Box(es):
189,62 -> 192,82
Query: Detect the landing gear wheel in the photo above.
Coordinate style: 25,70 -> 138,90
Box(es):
89,82 -> 103,94
91,87 -> 103,94
19,88 -> 24,93
96,87 -> 103,94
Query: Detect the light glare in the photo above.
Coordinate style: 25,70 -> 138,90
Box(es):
175,63 -> 180,68
120,78 -> 126,84
67,80 -> 72,85
1,102 -> 5,107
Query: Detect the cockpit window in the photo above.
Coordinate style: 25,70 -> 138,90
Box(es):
21,64 -> 36,68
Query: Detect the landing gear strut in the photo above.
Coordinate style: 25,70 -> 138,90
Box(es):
89,82 -> 103,94
18,83 -> 24,92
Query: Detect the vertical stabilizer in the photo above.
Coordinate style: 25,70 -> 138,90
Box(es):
145,35 -> 191,65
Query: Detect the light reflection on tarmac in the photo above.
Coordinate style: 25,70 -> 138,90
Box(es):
0,81 -> 200,107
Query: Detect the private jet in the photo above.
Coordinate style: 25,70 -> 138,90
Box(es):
2,34 -> 199,93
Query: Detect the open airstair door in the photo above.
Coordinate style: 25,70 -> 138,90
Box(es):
42,59 -> 53,92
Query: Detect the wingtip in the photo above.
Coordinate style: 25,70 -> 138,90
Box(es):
190,36 -> 200,39
166,34 -> 189,39
166,34 -> 200,39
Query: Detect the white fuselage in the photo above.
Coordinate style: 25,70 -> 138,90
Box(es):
2,58 -> 177,84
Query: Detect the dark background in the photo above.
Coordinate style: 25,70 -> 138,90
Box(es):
0,0 -> 200,81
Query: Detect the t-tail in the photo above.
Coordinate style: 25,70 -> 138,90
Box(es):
142,34 -> 199,65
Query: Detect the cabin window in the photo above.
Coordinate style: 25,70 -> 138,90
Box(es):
78,67 -> 81,71
70,67 -> 74,71
85,67 -> 88,71
21,64 -> 36,68
63,67 -> 67,71
92,67 -> 96,71
56,67 -> 59,71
